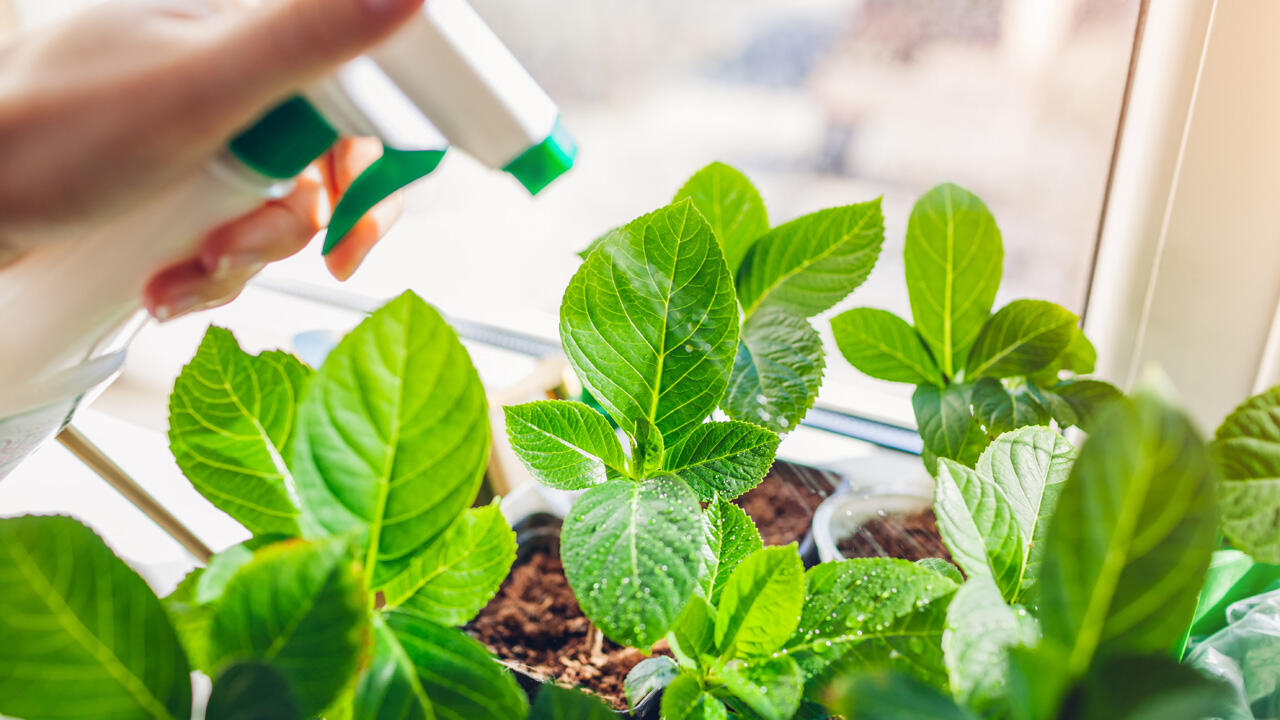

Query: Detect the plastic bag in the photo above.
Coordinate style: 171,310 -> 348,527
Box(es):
1186,588 -> 1280,719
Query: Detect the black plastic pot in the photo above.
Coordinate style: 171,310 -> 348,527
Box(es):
489,511 -> 662,719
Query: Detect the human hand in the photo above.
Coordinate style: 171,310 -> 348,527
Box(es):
0,0 -> 423,319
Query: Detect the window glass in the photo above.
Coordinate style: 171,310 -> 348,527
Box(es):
266,0 -> 1140,424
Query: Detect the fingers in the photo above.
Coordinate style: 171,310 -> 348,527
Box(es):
323,137 -> 402,280
144,163 -> 329,320
208,0 -> 423,110
197,165 -> 330,276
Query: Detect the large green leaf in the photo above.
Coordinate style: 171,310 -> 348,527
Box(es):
293,292 -> 490,588
561,200 -> 739,448
821,670 -> 979,720
830,307 -> 943,386
1210,385 -> 1280,562
669,595 -> 717,671
787,558 -> 957,685
353,612 -> 527,720
1030,326 -> 1097,384
934,459 -> 1024,601
1074,654 -> 1234,720
1039,384 -> 1219,677
976,427 -> 1076,601
971,377 -> 1050,436
661,674 -> 727,720
386,503 -> 515,625
718,655 -> 803,720
714,545 -> 805,658
913,384 -> 975,462
561,476 -> 705,648
528,684 -> 617,720
700,497 -> 764,604
965,300 -> 1077,380
504,400 -> 629,489
1047,379 -> 1124,434
663,421 -> 778,500
207,537 -> 366,717
169,326 -> 309,536
0,516 -> 192,720
724,308 -> 825,433
674,162 -> 769,274
735,200 -> 884,318
903,183 -> 1003,378
942,577 -> 1039,713
206,661 -> 301,720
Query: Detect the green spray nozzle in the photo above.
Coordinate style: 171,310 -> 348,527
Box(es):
322,148 -> 447,255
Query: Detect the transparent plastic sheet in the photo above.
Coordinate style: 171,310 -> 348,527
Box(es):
1186,588 -> 1280,719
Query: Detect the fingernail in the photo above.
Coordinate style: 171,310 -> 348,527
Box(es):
211,253 -> 261,280
152,294 -> 202,322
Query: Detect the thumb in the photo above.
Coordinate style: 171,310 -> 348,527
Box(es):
206,0 -> 423,110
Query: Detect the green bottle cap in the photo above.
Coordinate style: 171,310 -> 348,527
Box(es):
503,116 -> 577,195
229,96 -> 339,180
323,148 -> 447,254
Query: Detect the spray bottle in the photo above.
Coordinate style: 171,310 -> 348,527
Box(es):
0,0 -> 576,479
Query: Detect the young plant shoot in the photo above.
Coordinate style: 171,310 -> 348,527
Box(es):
0,292 -> 558,720
823,378 -> 1235,720
828,183 -> 1121,472
507,174 -> 888,655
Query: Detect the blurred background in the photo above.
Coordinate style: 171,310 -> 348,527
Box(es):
0,0 -> 1141,579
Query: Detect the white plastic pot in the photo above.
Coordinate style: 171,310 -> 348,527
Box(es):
811,453 -> 935,564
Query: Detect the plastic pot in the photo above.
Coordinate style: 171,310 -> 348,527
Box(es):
811,454 -> 935,564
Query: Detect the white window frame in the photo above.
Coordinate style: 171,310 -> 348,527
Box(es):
1084,0 -> 1280,430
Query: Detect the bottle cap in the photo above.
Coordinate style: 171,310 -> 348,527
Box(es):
503,116 -> 577,195
229,97 -> 339,180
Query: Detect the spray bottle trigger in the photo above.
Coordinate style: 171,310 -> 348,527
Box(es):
323,148 -> 447,255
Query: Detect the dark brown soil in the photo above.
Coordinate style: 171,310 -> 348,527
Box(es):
734,460 -> 840,546
838,508 -> 953,562
467,549 -> 659,710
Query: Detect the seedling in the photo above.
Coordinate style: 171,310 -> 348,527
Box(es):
0,292 -> 551,719
829,183 -> 1120,472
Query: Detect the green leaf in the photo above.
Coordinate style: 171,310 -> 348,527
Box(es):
632,415 -> 666,478
661,674 -> 727,720
625,656 -> 679,708
354,612 -> 528,720
207,537 -> 366,717
206,661 -> 301,720
0,516 -> 192,720
1211,385 -> 1280,563
293,291 -> 490,588
942,577 -> 1039,712
386,503 -> 516,625
169,326 -> 309,536
903,183 -> 1003,378
736,200 -> 884,318
965,300 -> 1077,380
1184,549 -> 1280,643
1039,384 -> 1219,677
831,307 -> 943,386
504,400 -> 629,489
933,459 -> 1025,601
976,427 -> 1076,600
561,477 -> 705,648
971,377 -> 1050,435
560,200 -> 739,448
664,421 -> 778,500
1030,326 -> 1097,384
529,684 -> 616,720
578,225 -> 623,262
195,535 -> 290,606
1050,379 -> 1125,434
724,308 -> 825,433
820,670 -> 979,720
718,655 -> 803,720
701,497 -> 764,604
674,162 -> 769,274
1074,654 -> 1234,720
788,558 -> 957,685
1005,645 -> 1072,720
916,557 -> 964,584
669,595 -> 717,671
913,384 -> 974,461
715,546 -> 804,659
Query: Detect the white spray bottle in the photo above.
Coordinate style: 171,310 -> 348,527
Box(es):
0,0 -> 576,479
